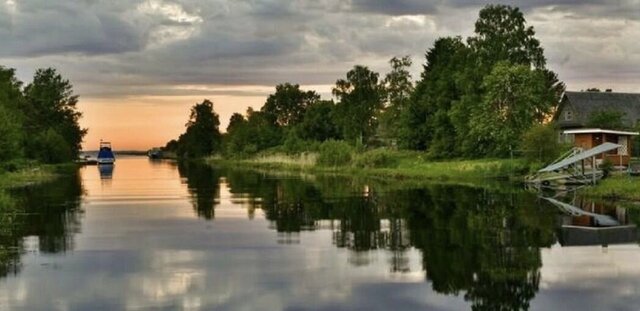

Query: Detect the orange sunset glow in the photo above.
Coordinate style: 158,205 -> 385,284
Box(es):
78,84 -> 334,150
79,95 -> 264,151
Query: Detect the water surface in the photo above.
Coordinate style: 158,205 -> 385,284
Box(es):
1,157 -> 639,310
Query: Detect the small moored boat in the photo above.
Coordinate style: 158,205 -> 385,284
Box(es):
97,141 -> 116,165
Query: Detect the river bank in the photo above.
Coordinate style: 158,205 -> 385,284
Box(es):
579,175 -> 640,202
0,163 -> 75,210
206,150 -> 537,184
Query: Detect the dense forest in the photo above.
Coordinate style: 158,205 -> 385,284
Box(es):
165,5 -> 567,161
0,67 -> 85,168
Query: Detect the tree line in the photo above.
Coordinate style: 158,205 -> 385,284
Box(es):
0,67 -> 85,166
166,5 -> 566,160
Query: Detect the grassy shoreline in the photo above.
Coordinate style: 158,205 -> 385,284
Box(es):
579,175 -> 640,202
0,163 -> 75,210
207,151 -> 536,184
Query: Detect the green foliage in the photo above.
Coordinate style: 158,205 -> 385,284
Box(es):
600,159 -> 614,178
399,4 -> 564,159
379,56 -> 413,140
30,128 -> 73,164
223,108 -> 282,157
401,36 -> 470,154
469,62 -> 555,156
0,106 -> 23,161
333,65 -> 385,145
316,140 -> 354,167
261,83 -> 319,127
520,124 -> 564,163
282,130 -> 307,154
468,4 -> 545,71
297,100 -> 341,142
587,110 -> 627,130
353,148 -> 400,169
23,68 -> 86,159
176,99 -> 222,158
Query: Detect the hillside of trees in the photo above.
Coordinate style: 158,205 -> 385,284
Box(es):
0,67 -> 85,168
166,5 -> 566,161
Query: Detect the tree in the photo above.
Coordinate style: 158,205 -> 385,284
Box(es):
401,37 -> 471,154
177,99 -> 222,158
0,106 -> 22,162
32,128 -> 73,164
23,68 -> 86,158
333,65 -> 385,144
380,56 -> 413,141
261,83 -> 320,127
469,62 -> 554,156
298,100 -> 341,142
468,4 -> 546,71
587,110 -> 627,130
0,67 -> 24,162
0,66 -> 24,112
227,113 -> 246,133
223,108 -> 282,156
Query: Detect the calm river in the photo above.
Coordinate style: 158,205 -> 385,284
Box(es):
1,157 -> 639,310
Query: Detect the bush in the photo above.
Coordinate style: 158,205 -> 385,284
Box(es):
281,130 -> 322,155
520,124 -> 567,163
600,159 -> 614,178
353,148 -> 400,169
317,140 -> 354,167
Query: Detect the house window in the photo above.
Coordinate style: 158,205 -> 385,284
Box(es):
564,110 -> 573,121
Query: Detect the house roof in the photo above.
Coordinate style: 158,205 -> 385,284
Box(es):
558,91 -> 640,127
563,128 -> 640,136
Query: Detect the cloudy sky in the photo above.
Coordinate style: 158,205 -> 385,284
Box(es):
1,0 -> 639,150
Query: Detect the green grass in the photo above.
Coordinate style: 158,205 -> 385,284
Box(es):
0,165 -> 63,190
581,175 -> 640,201
208,149 -> 536,183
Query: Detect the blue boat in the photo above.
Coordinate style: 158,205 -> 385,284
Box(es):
97,141 -> 116,165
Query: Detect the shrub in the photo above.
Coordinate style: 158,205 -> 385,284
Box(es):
353,148 -> 400,169
282,132 -> 322,155
317,140 -> 353,167
520,124 -> 567,163
600,159 -> 614,178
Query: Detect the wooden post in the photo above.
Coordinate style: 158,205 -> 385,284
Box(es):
592,155 -> 596,185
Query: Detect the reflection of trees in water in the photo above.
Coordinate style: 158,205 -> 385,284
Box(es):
222,168 -> 558,310
0,169 -> 83,277
178,161 -> 220,220
398,186 -> 556,310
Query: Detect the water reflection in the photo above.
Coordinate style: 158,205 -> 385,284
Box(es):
192,168 -> 558,310
178,161 -> 220,219
98,164 -> 114,180
541,194 -> 640,246
0,168 -> 83,277
3,159 -> 640,310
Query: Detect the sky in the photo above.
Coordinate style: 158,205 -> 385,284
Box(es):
1,0 -> 639,150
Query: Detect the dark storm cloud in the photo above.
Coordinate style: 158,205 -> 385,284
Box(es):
0,0 -> 638,98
